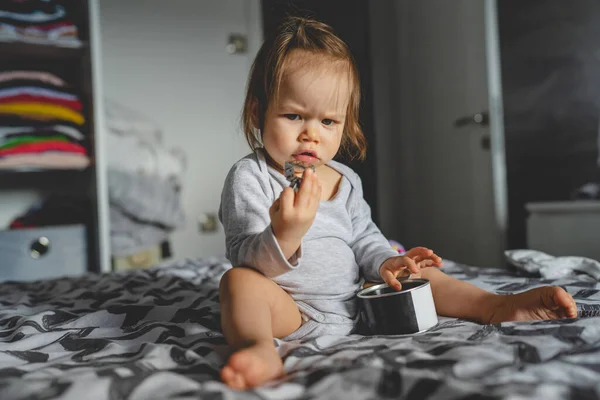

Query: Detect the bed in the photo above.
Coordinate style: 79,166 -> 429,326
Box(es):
1,258 -> 600,399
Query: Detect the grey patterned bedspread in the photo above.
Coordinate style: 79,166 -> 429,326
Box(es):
1,258 -> 600,400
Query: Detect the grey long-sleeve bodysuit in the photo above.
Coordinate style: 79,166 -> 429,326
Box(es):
218,149 -> 398,340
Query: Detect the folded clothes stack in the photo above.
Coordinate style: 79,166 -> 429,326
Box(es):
104,99 -> 186,180
104,100 -> 187,258
0,0 -> 81,47
109,169 -> 185,257
0,70 -> 89,169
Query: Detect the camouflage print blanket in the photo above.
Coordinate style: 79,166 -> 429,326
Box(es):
1,257 -> 600,400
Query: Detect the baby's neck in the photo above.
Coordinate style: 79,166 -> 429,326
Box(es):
318,164 -> 343,201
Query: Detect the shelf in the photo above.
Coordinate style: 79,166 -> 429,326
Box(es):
0,167 -> 93,192
0,41 -> 87,61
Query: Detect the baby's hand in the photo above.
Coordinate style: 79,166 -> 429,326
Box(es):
270,168 -> 321,257
379,247 -> 442,291
404,246 -> 443,269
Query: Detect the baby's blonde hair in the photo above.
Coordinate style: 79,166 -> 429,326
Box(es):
242,16 -> 367,161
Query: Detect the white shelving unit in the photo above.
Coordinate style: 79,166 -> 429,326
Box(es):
0,0 -> 109,279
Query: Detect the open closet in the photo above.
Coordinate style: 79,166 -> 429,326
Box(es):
0,0 -> 109,280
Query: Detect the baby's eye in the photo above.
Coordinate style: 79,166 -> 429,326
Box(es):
284,114 -> 301,121
322,118 -> 336,126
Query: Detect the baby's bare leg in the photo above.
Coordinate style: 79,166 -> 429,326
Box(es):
419,267 -> 577,324
219,267 -> 301,389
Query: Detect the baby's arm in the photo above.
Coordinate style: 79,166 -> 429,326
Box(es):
220,160 -> 302,278
269,168 -> 321,259
347,175 -> 399,282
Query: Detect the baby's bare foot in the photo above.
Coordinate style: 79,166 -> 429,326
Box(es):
488,286 -> 578,324
220,341 -> 283,390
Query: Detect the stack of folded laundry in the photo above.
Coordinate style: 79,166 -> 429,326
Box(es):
105,99 -> 186,261
0,70 -> 89,169
0,0 -> 81,48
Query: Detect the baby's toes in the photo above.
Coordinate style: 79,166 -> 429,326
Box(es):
545,287 -> 577,319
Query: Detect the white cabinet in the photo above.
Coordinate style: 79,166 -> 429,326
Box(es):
526,201 -> 600,260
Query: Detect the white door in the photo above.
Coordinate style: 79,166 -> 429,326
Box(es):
371,0 -> 507,267
99,0 -> 262,260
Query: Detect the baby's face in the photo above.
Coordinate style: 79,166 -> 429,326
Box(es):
261,50 -> 351,174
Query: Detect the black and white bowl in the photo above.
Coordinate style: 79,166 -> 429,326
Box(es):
357,278 -> 438,335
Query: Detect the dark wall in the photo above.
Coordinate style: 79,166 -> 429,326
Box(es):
261,0 -> 379,222
498,0 -> 600,248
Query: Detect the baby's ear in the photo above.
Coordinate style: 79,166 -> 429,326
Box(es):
249,98 -> 260,130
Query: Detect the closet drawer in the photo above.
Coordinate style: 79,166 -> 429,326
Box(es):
0,225 -> 87,282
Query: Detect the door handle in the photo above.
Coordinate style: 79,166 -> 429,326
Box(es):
454,111 -> 489,128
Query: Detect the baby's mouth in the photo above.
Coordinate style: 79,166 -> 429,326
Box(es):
293,151 -> 318,165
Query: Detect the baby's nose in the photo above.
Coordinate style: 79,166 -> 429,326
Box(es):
303,126 -> 319,141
